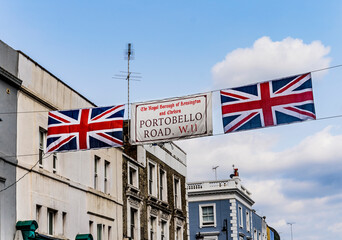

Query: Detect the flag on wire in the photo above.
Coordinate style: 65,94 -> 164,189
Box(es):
220,73 -> 316,133
46,105 -> 125,153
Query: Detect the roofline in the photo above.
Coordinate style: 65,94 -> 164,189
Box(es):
17,50 -> 97,107
188,188 -> 255,205
0,66 -> 22,88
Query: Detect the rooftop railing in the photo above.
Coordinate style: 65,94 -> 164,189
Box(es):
187,178 -> 251,196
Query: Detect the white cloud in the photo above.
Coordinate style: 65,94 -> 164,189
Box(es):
183,126 -> 342,182
212,36 -> 331,88
181,125 -> 342,240
241,177 -> 342,240
328,222 -> 342,233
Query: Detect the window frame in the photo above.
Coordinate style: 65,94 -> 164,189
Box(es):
104,160 -> 110,194
199,203 -> 216,228
62,212 -> 66,236
149,215 -> 157,240
175,225 -> 183,240
36,205 -> 42,227
97,224 -> 102,240
148,160 -> 157,197
39,127 -> 46,167
159,168 -> 167,202
128,162 -> 139,189
127,199 -> 140,240
129,207 -> 139,240
173,176 -> 181,209
52,153 -> 57,173
238,205 -> 243,228
246,210 -> 250,232
47,208 -> 56,236
161,220 -> 168,240
94,155 -> 100,190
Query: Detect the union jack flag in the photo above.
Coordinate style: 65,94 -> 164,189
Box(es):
220,73 -> 316,133
46,105 -> 125,153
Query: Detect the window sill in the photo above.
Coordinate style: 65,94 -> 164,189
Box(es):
148,195 -> 158,202
128,184 -> 140,193
200,224 -> 216,228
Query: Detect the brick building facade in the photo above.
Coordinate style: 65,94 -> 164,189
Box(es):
123,125 -> 188,240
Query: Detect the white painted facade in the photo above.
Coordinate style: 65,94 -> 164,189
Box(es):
13,51 -> 123,239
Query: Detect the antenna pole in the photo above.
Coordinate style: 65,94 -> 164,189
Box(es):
287,222 -> 295,240
127,43 -> 131,142
127,43 -> 131,119
212,166 -> 219,180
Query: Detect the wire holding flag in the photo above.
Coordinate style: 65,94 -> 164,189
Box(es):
220,73 -> 316,133
46,105 -> 125,153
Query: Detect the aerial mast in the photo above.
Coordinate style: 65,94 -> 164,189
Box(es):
113,43 -> 141,143
127,43 -> 132,122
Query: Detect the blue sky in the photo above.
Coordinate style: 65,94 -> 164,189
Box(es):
1,1 -> 342,239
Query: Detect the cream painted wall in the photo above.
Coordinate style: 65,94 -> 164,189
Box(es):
15,52 -> 123,240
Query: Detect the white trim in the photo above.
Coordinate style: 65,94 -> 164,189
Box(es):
203,236 -> 218,240
230,199 -> 238,240
173,175 -> 182,210
149,213 -> 157,240
187,192 -> 254,208
238,205 -> 243,228
160,218 -> 169,240
127,162 -> 139,189
246,210 -> 250,232
158,167 -> 167,202
127,200 -> 141,240
147,159 -> 158,197
199,203 -> 216,228
174,218 -> 183,240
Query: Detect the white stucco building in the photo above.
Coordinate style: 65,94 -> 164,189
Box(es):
0,40 -> 123,240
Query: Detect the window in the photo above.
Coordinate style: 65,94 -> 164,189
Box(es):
161,220 -> 168,240
159,169 -> 167,202
47,209 -> 56,235
128,163 -> 139,188
53,154 -> 57,173
174,177 -> 181,209
108,226 -> 112,240
94,156 -> 100,189
62,212 -> 66,235
36,205 -> 42,227
104,161 -> 110,194
150,216 -> 156,240
254,229 -> 257,240
246,210 -> 250,232
39,128 -> 46,167
199,204 -> 216,227
97,224 -> 102,240
238,206 -> 243,228
89,221 -> 93,235
175,226 -> 182,240
148,161 -> 157,196
130,208 -> 138,239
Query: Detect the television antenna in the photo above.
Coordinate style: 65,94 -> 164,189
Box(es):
113,43 -> 142,141
212,166 -> 219,180
287,222 -> 295,240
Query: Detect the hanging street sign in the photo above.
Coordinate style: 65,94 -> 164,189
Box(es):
130,93 -> 213,145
